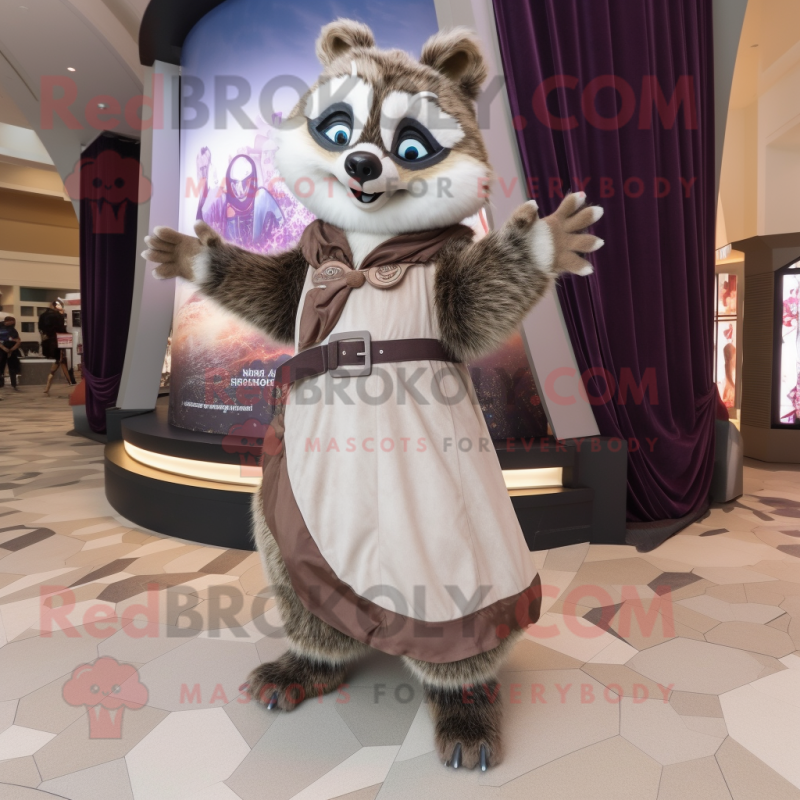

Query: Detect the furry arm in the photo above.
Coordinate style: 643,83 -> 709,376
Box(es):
434,192 -> 604,362
143,221 -> 308,345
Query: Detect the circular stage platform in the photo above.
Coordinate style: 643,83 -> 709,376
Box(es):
104,405 -> 626,551
105,406 -> 256,550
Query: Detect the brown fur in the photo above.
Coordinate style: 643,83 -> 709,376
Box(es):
434,215 -> 553,363
197,238 -> 308,345
428,681 -> 504,768
419,27 -> 488,101
145,222 -> 308,345
316,19 -> 375,66
246,652 -> 349,711
406,634 -> 518,767
434,195 -> 603,362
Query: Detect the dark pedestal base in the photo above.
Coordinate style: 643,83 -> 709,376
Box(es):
105,440 -> 254,550
104,408 -> 628,551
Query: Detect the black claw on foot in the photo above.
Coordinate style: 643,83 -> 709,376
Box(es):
448,743 -> 462,769
429,681 -> 503,771
246,652 -> 350,712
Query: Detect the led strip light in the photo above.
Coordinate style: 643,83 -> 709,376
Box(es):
124,441 -> 563,491
124,442 -> 262,487
503,467 -> 563,490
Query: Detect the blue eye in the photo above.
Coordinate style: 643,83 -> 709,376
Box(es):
396,138 -> 429,161
324,123 -> 351,147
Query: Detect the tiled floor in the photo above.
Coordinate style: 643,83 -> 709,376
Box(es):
0,385 -> 799,799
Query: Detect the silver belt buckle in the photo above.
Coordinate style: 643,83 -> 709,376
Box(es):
329,331 -> 372,378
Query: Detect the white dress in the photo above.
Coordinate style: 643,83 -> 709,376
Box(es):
261,239 -> 541,663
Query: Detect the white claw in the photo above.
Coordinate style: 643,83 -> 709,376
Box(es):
526,199 -> 539,213
590,206 -> 604,222
573,191 -> 587,207
141,250 -> 150,261
576,264 -> 594,277
151,269 -> 164,280
589,238 -> 605,252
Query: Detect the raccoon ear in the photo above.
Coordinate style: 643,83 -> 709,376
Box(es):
316,19 -> 376,67
420,28 -> 488,100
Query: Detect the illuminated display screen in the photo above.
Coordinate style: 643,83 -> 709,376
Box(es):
775,264 -> 800,426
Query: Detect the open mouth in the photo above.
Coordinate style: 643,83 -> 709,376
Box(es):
351,188 -> 384,204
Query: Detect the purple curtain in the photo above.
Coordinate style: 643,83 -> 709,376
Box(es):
493,0 -> 716,522
77,134 -> 141,433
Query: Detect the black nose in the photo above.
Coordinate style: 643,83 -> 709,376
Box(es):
344,151 -> 382,184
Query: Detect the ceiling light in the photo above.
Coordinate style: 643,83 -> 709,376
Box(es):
67,67 -> 76,72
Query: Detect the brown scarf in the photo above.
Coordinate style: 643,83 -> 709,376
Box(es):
296,220 -> 473,352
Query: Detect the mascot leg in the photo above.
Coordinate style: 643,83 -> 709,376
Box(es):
246,494 -> 370,711
403,632 -> 521,770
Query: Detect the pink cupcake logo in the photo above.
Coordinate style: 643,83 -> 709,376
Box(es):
62,656 -> 148,739
64,151 -> 152,234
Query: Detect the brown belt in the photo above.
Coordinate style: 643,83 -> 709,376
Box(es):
278,332 -> 457,385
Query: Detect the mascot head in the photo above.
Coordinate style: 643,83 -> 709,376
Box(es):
275,20 -> 491,235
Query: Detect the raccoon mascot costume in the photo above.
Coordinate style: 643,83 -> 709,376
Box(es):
145,20 -> 604,771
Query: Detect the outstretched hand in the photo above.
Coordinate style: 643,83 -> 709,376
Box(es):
511,192 -> 604,278
542,192 -> 604,276
142,221 -> 220,282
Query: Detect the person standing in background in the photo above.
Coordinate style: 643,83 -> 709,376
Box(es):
0,315 -> 21,393
39,300 -> 73,395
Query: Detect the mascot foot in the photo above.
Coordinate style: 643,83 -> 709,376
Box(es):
429,683 -> 503,770
243,651 -> 347,712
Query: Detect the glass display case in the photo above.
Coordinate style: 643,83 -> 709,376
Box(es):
714,272 -> 738,409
